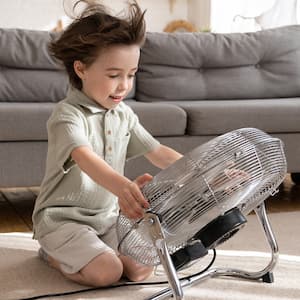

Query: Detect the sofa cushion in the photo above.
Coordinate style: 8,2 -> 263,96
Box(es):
0,28 -> 135,102
171,98 -> 300,135
0,102 -> 55,141
136,26 -> 300,102
0,29 -> 60,70
0,101 -> 186,141
0,66 -> 135,102
126,100 -> 187,136
0,67 -> 68,102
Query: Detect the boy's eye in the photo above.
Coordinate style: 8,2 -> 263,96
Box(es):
107,73 -> 135,79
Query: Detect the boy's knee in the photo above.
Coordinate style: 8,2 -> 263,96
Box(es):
120,255 -> 153,282
82,252 -> 123,286
126,265 -> 153,282
86,267 -> 123,287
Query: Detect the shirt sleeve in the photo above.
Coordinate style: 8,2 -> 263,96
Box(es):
48,104 -> 91,173
125,105 -> 160,159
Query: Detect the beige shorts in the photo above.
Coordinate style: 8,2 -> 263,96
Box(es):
38,223 -> 119,274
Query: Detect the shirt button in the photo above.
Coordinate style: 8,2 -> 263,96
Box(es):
107,130 -> 111,135
108,146 -> 112,151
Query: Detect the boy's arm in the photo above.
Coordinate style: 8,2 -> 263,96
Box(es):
71,145 -> 151,219
144,144 -> 183,169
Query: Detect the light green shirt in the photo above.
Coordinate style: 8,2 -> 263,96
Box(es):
32,88 -> 160,239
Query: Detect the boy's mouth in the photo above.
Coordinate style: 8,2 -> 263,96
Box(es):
110,95 -> 124,103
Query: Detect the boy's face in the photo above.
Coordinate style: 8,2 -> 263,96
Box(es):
74,45 -> 140,109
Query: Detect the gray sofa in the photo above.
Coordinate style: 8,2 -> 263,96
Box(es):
0,25 -> 300,188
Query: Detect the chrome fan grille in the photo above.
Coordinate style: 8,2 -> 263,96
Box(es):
117,128 -> 286,265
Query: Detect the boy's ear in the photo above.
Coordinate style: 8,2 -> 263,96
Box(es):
73,60 -> 86,79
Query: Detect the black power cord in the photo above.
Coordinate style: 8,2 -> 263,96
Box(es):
18,249 -> 216,300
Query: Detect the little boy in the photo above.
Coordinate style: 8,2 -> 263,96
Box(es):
32,0 -> 182,287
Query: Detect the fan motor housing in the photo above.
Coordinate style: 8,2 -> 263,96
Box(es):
194,207 -> 247,249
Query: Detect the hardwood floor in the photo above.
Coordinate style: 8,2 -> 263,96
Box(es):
0,187 -> 38,232
0,174 -> 299,233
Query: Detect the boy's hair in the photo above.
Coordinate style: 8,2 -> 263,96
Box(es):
49,0 -> 146,90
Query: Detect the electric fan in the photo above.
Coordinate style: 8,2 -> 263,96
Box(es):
117,128 -> 287,300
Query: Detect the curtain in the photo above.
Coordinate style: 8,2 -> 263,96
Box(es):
255,0 -> 298,29
211,0 -> 299,33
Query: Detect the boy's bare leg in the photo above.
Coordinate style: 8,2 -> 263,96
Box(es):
48,251 -> 123,287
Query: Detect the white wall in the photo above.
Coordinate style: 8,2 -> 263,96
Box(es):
188,0 -> 211,31
0,0 -> 65,31
0,0 -> 188,32
4,0 -> 298,35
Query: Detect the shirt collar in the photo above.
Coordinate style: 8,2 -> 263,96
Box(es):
66,87 -> 107,114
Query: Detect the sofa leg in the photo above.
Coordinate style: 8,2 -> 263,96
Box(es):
291,173 -> 300,185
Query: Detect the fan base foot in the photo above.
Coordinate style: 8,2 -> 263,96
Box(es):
261,272 -> 274,283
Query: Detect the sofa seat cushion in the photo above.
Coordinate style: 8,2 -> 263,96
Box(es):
126,100 -> 187,136
172,98 -> 300,135
0,101 -> 187,141
0,102 -> 55,141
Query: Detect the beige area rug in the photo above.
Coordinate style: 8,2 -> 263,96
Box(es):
1,211 -> 300,300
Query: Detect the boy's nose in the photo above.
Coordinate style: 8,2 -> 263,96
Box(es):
118,79 -> 129,91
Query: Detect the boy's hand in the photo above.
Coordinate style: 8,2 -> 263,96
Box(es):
118,173 -> 153,219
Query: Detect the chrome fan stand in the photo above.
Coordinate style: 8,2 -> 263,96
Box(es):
145,202 -> 279,300
145,212 -> 184,300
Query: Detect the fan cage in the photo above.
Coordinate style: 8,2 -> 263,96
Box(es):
117,128 -> 287,265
